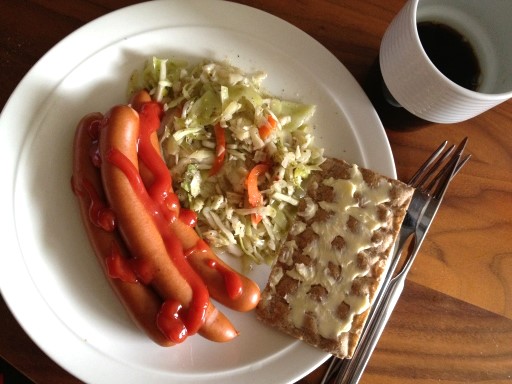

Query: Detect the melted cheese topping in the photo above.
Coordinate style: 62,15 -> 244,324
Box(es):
281,164 -> 392,339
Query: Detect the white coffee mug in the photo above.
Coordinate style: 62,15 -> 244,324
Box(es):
379,0 -> 512,123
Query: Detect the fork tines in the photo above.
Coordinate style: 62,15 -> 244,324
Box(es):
410,137 -> 470,197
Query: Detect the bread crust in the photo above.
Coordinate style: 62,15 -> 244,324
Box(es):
256,157 -> 414,358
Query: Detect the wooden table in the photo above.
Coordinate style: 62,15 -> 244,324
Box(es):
1,1 -> 511,383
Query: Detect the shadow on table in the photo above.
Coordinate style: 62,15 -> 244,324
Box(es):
0,357 -> 33,384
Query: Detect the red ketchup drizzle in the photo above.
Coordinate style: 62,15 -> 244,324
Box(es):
206,258 -> 243,300
106,242 -> 138,283
81,178 -> 116,232
71,117 -> 115,232
183,238 -> 209,258
185,239 -> 243,301
128,257 -> 154,285
157,300 -> 187,343
107,149 -> 158,216
107,101 -> 210,342
180,208 -> 197,227
137,102 -> 179,222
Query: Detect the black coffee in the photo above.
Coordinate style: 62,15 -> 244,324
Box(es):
417,21 -> 481,91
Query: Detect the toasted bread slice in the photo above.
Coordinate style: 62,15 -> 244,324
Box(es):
256,157 -> 414,358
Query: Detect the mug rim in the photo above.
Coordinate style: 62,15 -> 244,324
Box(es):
410,0 -> 512,100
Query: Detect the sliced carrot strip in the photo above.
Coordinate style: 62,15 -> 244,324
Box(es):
245,163 -> 270,225
258,115 -> 277,140
245,163 -> 269,207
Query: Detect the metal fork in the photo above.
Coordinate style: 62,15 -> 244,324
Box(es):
321,139 -> 470,384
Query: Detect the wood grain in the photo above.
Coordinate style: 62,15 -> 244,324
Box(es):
386,107 -> 512,320
298,281 -> 512,384
1,0 -> 512,383
361,280 -> 512,383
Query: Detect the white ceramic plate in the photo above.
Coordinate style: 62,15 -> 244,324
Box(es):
0,1 -> 395,383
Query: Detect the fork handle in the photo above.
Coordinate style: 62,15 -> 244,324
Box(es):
333,278 -> 405,384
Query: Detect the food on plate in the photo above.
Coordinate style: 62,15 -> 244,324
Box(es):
129,57 -> 325,268
72,112 -> 173,346
71,89 -> 260,346
256,157 -> 414,358
72,56 -> 407,353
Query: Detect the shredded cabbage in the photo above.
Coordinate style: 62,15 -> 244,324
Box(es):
129,57 -> 324,268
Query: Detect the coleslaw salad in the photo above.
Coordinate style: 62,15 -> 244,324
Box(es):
129,57 -> 324,267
